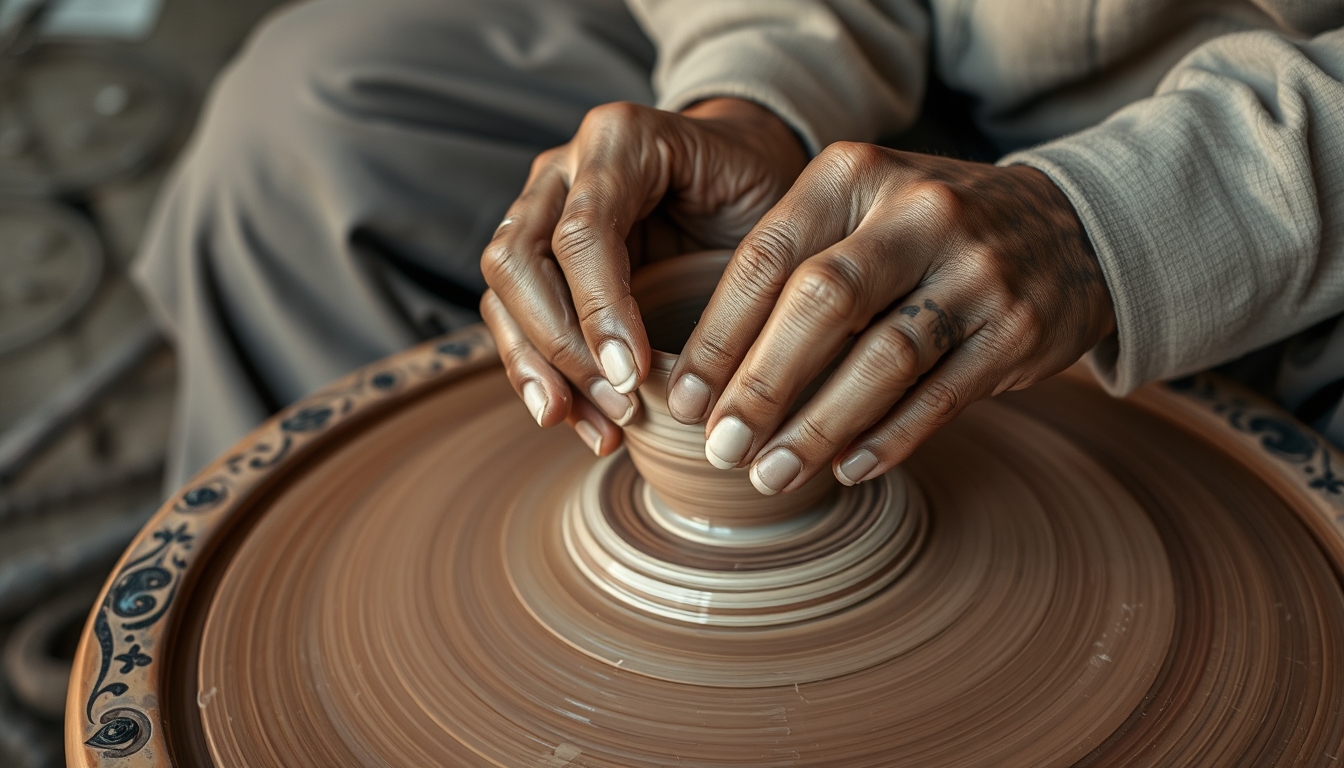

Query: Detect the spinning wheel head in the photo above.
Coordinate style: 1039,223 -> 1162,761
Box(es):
66,254 -> 1344,767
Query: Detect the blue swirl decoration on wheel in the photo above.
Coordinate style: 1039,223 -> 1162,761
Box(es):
111,566 -> 171,619
85,523 -> 193,756
281,405 -> 334,433
85,707 -> 150,758
437,339 -> 473,359
1243,416 -> 1316,463
1168,375 -> 1344,506
176,479 -> 228,513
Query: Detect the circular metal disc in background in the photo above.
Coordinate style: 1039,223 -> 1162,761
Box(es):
0,46 -> 181,196
0,198 -> 102,355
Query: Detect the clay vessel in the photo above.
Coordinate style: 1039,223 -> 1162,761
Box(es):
623,250 -> 835,534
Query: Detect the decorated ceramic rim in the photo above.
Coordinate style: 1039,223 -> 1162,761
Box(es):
64,322 -> 1344,766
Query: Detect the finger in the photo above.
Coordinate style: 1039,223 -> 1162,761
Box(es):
483,157 -> 640,426
670,142 -> 951,426
551,105 -> 668,397
748,289 -> 973,495
667,144 -> 870,424
567,394 -> 624,457
833,337 -> 1005,486
480,290 -> 572,428
703,225 -> 933,471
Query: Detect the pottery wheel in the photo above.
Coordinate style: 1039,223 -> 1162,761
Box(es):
175,363 -> 1342,767
69,255 -> 1344,767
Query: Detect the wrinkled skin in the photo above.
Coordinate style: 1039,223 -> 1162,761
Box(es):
480,98 -> 808,455
481,98 -> 1116,492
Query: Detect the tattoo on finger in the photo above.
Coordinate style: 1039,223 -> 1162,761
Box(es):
895,299 -> 961,352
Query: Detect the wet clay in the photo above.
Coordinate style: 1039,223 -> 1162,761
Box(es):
188,254 -> 1344,767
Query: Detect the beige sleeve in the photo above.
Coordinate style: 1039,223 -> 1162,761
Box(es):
623,0 -> 928,153
1003,28 -> 1344,395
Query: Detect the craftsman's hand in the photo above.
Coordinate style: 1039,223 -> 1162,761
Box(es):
668,144 -> 1115,493
480,98 -> 807,455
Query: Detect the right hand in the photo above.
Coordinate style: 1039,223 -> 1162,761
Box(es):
480,98 -> 808,455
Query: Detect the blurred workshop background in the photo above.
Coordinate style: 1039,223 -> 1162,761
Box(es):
0,1 -> 282,764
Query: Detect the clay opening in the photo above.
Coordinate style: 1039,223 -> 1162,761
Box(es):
630,250 -> 731,359
642,296 -> 707,356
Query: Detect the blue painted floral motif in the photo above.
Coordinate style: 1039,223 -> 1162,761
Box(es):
86,610 -> 127,722
113,644 -> 151,674
86,523 -> 194,754
81,327 -> 491,759
1168,375 -> 1344,511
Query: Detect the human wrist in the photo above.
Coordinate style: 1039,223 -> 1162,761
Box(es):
681,97 -> 808,172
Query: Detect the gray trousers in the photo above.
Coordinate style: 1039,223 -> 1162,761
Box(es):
134,0 -> 655,491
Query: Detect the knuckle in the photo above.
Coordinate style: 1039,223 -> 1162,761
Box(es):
479,242 -> 517,285
541,332 -> 592,375
1006,303 -> 1045,338
917,378 -> 962,425
819,141 -> 887,176
902,180 -> 963,227
960,246 -> 1006,282
733,231 -> 796,294
996,309 -> 1047,358
794,414 -> 840,453
530,148 -> 561,174
735,367 -> 789,412
499,337 -> 532,373
864,324 -> 923,384
791,258 -> 865,326
689,329 -> 736,370
584,101 -> 643,129
551,208 -> 603,261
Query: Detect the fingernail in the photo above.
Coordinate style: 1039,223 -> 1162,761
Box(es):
599,341 -> 638,394
750,448 -> 801,495
836,449 -> 878,486
668,374 -> 711,422
589,379 -> 636,426
575,420 -> 603,456
705,416 -> 752,470
522,381 -> 547,425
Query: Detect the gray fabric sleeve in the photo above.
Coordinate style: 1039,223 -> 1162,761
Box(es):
1003,27 -> 1344,395
623,0 -> 929,153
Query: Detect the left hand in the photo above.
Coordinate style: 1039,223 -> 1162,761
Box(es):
666,143 -> 1116,494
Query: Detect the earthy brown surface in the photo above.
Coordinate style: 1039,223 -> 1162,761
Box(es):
174,252 -> 1344,767
187,361 -> 1344,766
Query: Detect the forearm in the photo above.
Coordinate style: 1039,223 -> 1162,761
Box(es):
1004,27 -> 1344,394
